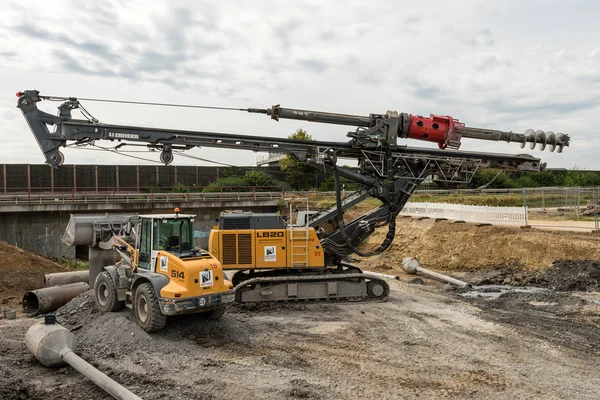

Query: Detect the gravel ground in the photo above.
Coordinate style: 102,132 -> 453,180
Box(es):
1,279 -> 599,400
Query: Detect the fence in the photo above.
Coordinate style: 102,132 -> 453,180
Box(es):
400,202 -> 528,226
0,164 -> 329,193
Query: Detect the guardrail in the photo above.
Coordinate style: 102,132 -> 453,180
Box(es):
0,186 -> 286,206
400,202 -> 528,226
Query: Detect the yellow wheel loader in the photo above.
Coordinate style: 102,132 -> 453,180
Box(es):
65,210 -> 235,332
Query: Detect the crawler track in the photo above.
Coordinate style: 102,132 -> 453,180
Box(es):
232,270 -> 390,303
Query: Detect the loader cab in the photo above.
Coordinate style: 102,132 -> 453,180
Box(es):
137,211 -> 199,270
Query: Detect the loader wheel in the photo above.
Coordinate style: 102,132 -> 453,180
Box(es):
134,283 -> 167,332
198,307 -> 226,320
94,271 -> 125,312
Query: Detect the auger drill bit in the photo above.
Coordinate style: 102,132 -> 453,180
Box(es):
246,105 -> 570,153
461,127 -> 569,153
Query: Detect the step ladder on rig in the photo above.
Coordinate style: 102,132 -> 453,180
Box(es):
287,198 -> 310,268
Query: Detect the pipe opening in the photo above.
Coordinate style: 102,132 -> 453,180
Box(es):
23,292 -> 40,314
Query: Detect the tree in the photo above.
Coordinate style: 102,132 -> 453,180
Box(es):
202,169 -> 288,192
278,128 -> 315,190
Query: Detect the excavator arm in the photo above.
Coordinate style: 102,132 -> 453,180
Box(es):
16,90 -> 570,262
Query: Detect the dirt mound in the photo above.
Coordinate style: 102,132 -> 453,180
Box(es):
55,290 -> 99,330
0,241 -> 70,309
548,260 -> 600,290
475,260 -> 600,291
360,218 -> 600,273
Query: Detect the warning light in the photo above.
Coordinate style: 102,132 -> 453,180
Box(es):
174,207 -> 180,214
16,92 -> 21,97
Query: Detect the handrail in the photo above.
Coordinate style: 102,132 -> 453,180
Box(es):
0,186 -> 286,206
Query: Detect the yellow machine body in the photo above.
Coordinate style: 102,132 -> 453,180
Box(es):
208,226 -> 325,270
151,250 -> 233,299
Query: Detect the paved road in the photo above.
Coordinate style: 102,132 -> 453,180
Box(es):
528,219 -> 599,233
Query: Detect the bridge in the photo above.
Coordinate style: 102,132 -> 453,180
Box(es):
0,186 -> 284,259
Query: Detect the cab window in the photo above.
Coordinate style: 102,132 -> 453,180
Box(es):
138,218 -> 152,270
154,218 -> 193,253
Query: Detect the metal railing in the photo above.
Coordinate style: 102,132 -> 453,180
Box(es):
0,186 -> 286,206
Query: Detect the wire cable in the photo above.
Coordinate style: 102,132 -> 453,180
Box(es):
71,144 -> 236,167
41,95 -> 248,112
173,151 -> 236,167
89,144 -> 163,164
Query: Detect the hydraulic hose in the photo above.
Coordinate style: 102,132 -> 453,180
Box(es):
331,166 -> 397,257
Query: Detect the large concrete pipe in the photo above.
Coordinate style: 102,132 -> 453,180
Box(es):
23,282 -> 89,316
25,321 -> 143,400
401,258 -> 471,288
44,270 -> 90,287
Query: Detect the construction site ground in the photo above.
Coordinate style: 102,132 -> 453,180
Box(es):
1,218 -> 600,399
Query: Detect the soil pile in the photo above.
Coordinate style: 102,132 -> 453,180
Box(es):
475,260 -> 600,291
548,260 -> 600,290
0,241 -> 69,309
55,290 -> 99,330
360,218 -> 600,273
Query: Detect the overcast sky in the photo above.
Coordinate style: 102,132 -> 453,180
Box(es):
1,0 -> 598,169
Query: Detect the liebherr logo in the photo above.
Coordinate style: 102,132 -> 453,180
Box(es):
108,132 -> 139,139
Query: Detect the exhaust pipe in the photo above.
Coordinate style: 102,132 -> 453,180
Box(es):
25,321 -> 143,400
401,258 -> 471,288
44,271 -> 90,287
23,282 -> 89,316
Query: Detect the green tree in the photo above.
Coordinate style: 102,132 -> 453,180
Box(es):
203,170 -> 288,192
467,169 -> 514,189
278,128 -> 314,190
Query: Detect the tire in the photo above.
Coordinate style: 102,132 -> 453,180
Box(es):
94,271 -> 125,312
134,283 -> 167,332
198,307 -> 226,320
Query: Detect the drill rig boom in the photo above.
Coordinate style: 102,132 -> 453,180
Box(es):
16,89 -> 570,271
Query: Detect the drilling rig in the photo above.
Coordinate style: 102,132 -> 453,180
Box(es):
16,90 -> 569,304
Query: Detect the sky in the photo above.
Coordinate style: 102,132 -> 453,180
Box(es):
1,0 -> 598,169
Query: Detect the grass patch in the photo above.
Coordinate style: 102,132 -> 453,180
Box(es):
57,257 -> 89,271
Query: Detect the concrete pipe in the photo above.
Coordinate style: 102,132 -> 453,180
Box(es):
23,282 -> 89,316
401,258 -> 471,288
25,322 -> 143,400
44,271 -> 90,287
363,271 -> 400,281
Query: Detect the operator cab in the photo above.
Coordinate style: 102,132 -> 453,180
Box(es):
137,211 -> 209,270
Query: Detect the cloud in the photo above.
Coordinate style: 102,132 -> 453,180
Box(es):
478,96 -> 600,116
445,25 -> 496,47
295,59 -> 329,73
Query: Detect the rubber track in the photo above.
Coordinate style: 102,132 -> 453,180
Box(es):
233,273 -> 390,303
